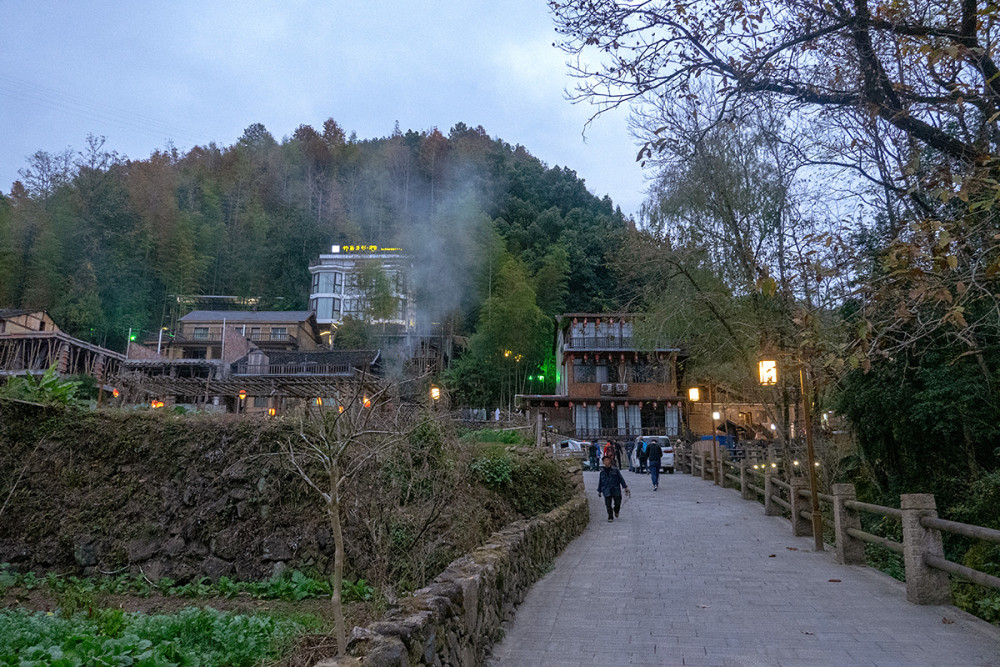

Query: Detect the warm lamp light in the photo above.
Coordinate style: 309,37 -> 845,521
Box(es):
688,387 -> 700,402
758,360 -> 778,385
712,411 -> 721,421
430,385 -> 441,401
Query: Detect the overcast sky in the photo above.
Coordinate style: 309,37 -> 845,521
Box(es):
1,1 -> 649,217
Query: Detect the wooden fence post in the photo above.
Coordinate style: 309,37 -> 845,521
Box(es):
702,452 -> 712,481
832,484 -> 865,565
900,494 -> 952,605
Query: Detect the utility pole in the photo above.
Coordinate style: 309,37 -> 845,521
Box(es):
800,366 -> 824,551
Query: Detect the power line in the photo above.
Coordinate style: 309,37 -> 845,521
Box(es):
0,74 -> 211,147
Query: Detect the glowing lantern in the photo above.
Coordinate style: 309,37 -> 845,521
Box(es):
758,360 -> 778,386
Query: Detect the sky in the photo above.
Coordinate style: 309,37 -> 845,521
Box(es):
0,1 -> 650,218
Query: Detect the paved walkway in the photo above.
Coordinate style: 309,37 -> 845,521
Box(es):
489,470 -> 1000,666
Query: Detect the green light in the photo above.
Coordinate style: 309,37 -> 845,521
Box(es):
129,334 -> 136,341
538,375 -> 545,381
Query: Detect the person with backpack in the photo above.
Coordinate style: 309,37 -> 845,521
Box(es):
646,438 -> 663,490
637,439 -> 649,474
597,455 -> 630,522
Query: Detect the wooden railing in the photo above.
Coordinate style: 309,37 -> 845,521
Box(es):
680,453 -> 1000,605
233,363 -> 353,376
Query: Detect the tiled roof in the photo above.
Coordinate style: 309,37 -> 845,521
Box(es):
180,310 -> 313,323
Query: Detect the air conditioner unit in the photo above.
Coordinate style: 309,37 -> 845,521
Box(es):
615,383 -> 629,395
600,383 -> 614,395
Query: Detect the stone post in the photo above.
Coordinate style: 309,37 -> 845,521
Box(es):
832,484 -> 865,565
720,459 -> 729,489
789,478 -> 811,537
740,461 -> 752,500
701,452 -> 712,481
764,471 -> 780,516
901,494 -> 952,605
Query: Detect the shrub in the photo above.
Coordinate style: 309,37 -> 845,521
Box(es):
470,446 -> 515,489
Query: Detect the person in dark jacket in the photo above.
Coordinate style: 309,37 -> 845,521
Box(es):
597,455 -> 630,522
637,439 -> 648,473
647,438 -> 663,490
587,442 -> 600,471
625,439 -> 636,472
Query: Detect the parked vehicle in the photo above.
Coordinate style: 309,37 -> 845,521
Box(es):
631,436 -> 675,473
552,438 -> 588,459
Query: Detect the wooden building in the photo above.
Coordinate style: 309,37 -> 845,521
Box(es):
517,314 -> 688,441
0,309 -> 124,386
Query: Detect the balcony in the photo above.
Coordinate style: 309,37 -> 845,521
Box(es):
567,335 -> 634,350
246,332 -> 297,347
233,363 -> 353,376
571,426 -> 679,440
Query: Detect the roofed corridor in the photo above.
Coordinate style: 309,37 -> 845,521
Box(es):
489,471 -> 1000,666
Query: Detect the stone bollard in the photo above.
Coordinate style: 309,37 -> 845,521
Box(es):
764,471 -> 780,516
702,453 -> 712,481
832,484 -> 865,565
720,460 -> 729,489
789,478 -> 811,537
900,494 -> 952,605
740,460 -> 752,500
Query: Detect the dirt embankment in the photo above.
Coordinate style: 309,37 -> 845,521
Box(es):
0,400 -> 560,589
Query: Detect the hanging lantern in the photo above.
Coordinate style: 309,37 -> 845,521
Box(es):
554,401 -> 559,408
653,401 -> 658,408
620,353 -> 625,362
568,401 -> 574,408
596,401 -> 601,408
639,401 -> 644,409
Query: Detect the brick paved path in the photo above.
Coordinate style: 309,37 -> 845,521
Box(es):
489,470 -> 1000,666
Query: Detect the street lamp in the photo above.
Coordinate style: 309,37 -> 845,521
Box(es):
760,357 -> 823,552
688,387 -> 700,402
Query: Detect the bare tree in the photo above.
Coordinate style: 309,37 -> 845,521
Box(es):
285,376 -> 414,655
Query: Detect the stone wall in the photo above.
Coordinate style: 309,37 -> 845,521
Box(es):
319,463 -> 589,667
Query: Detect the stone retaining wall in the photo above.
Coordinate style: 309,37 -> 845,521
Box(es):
320,466 -> 589,667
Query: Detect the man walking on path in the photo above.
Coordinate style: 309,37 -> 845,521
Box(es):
647,438 -> 662,490
597,455 -> 629,522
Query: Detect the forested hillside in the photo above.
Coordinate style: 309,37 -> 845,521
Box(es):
0,122 -> 628,359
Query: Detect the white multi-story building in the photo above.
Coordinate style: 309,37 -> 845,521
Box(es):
308,245 -> 416,331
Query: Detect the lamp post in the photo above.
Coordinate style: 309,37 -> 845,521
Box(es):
760,357 -> 823,552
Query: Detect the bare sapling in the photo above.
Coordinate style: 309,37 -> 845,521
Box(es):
284,374 -> 411,656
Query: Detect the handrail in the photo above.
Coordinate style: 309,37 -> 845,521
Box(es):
844,500 -> 902,520
747,483 -> 764,496
924,553 -> 1000,590
771,477 -> 791,491
920,516 -> 1000,544
796,487 -> 834,504
770,495 -> 791,511
846,528 -> 904,554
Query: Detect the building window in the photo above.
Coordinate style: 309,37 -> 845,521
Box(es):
315,272 -> 343,294
253,396 -> 269,408
271,327 -> 287,340
193,327 -> 210,340
573,359 -> 596,383
314,297 -> 341,320
342,298 -> 363,318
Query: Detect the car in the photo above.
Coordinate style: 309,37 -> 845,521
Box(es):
552,438 -> 588,459
631,436 -> 676,473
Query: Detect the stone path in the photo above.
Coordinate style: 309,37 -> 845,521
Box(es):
489,470 -> 1000,666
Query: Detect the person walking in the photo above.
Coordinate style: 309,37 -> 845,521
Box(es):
647,438 -> 663,490
597,455 -> 630,522
587,441 -> 600,471
613,440 -> 624,469
625,439 -> 636,472
637,439 -> 648,474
